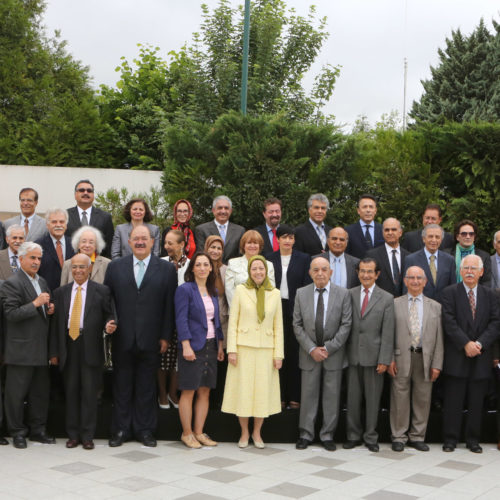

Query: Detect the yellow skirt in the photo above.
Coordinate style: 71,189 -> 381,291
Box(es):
221,345 -> 281,418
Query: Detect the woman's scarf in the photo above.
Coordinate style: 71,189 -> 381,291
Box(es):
172,199 -> 194,257
455,244 -> 475,282
244,255 -> 274,323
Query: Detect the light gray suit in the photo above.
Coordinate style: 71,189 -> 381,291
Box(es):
490,254 -> 500,289
346,285 -> 395,444
4,214 -> 48,242
293,283 -> 352,441
390,295 -> 443,443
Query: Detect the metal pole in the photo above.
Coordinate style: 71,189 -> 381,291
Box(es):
240,0 -> 250,115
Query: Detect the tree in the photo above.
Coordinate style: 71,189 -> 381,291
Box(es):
410,18 -> 500,123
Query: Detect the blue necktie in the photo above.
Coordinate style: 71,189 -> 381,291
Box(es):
218,224 -> 226,243
334,258 -> 341,286
136,260 -> 145,288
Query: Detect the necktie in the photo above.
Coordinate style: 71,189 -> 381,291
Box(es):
69,286 -> 82,340
218,224 -> 226,242
315,288 -> 325,346
360,288 -> 370,317
392,249 -> 400,284
316,225 -> 326,249
364,225 -> 373,248
81,211 -> 89,225
136,260 -> 145,288
271,228 -> 279,251
334,258 -> 341,286
56,240 -> 64,268
24,218 -> 29,237
429,254 -> 437,284
11,254 -> 19,272
409,297 -> 420,347
468,289 -> 476,320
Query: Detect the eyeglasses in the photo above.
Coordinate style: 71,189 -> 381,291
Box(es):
459,231 -> 475,237
20,198 -> 35,203
76,188 -> 94,193
71,265 -> 88,270
405,276 -> 425,281
329,237 -> 346,242
462,266 -> 480,271
176,209 -> 189,214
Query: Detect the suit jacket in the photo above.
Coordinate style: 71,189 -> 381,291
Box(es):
0,249 -> 15,280
366,245 -> 410,297
175,282 -> 223,352
226,285 -> 284,358
294,221 -> 331,256
441,283 -> 500,380
111,223 -> 160,259
0,271 -> 50,365
345,221 -> 385,259
490,254 -> 500,289
293,283 -> 352,371
49,280 -> 115,369
318,250 -> 360,289
265,249 -> 311,317
103,254 -> 177,352
403,249 -> 456,303
36,234 -> 75,292
254,224 -> 276,256
66,206 -> 114,259
347,285 -> 395,366
3,213 -> 48,242
0,222 -> 5,250
60,255 -> 111,286
401,229 -> 454,253
393,295 -> 444,381
194,221 -> 245,264
443,246 -> 492,288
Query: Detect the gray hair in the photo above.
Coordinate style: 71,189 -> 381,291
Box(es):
71,225 -> 106,253
18,241 -> 43,258
45,208 -> 69,222
422,224 -> 444,239
6,224 -> 25,238
493,230 -> 500,244
460,254 -> 483,270
307,193 -> 330,210
212,195 -> 232,210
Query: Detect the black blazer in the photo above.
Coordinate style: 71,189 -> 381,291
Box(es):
401,229 -> 454,253
345,221 -> 384,259
0,222 -> 5,250
318,250 -> 360,289
265,249 -> 311,316
366,245 -> 410,297
294,221 -> 331,256
255,224 -> 275,256
66,206 -> 114,258
36,234 -> 75,292
441,283 -> 500,379
443,246 -> 492,288
104,254 -> 177,352
50,281 -> 115,369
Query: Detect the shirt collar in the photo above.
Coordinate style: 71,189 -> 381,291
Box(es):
385,243 -> 399,253
463,283 -> 478,295
315,282 -> 331,294
266,223 -> 278,233
408,293 -> 423,302
309,218 -> 324,229
360,220 -> 374,228
214,220 -> 228,230
363,283 -> 376,294
72,280 -> 88,292
50,234 -> 64,246
20,213 -> 35,223
21,269 -> 39,283
8,248 -> 17,259
77,206 -> 92,218
133,254 -> 151,268
424,247 -> 438,259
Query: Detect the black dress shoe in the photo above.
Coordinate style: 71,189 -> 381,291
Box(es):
82,440 -> 95,450
296,438 -> 311,450
321,440 -> 336,451
30,432 -> 55,444
408,441 -> 429,452
109,431 -> 126,447
391,442 -> 404,452
442,442 -> 455,452
0,436 -> 8,446
467,443 -> 483,454
13,436 -> 27,449
66,439 -> 79,448
365,442 -> 379,452
343,440 -> 362,449
140,432 -> 157,447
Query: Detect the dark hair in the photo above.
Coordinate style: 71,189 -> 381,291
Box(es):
276,224 -> 295,238
454,219 -> 478,238
355,257 -> 380,273
165,228 -> 185,245
123,198 -> 153,223
184,252 -> 217,297
357,194 -> 377,206
74,179 -> 94,191
19,187 -> 38,202
424,203 -> 442,217
263,197 -> 282,210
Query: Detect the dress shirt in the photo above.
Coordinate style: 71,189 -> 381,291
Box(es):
313,282 -> 330,328
280,254 -> 291,299
424,247 -> 439,271
21,269 -> 42,296
360,220 -> 374,243
359,283 -> 376,306
133,254 -> 151,280
329,252 -> 347,288
19,213 -> 35,230
385,243 -> 401,276
463,283 -> 477,303
77,205 -> 93,222
309,218 -> 326,247
50,234 -> 66,259
67,280 -> 88,329
266,223 -> 277,248
407,293 -> 423,345
8,248 -> 19,269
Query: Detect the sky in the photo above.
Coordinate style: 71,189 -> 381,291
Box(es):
42,0 -> 499,129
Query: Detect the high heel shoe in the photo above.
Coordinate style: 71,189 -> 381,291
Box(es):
168,394 -> 179,409
252,435 -> 265,449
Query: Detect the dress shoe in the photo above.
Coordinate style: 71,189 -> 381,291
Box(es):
392,442 -> 404,452
343,440 -> 362,449
407,441 -> 429,452
140,432 -> 157,447
13,436 -> 27,449
181,433 -> 201,449
0,436 -> 9,446
158,397 -> 170,410
365,443 -> 379,452
442,442 -> 455,452
466,443 -> 482,454
82,440 -> 95,450
168,394 -> 179,409
30,432 -> 55,444
321,440 -> 336,451
66,439 -> 79,448
195,433 -> 217,446
238,439 -> 249,448
252,435 -> 265,449
296,438 -> 311,450
109,431 -> 126,447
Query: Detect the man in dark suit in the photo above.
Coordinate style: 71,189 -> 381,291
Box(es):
0,280 -> 10,445
294,193 -> 332,256
0,242 -> 55,449
254,197 -> 282,256
104,225 -> 177,447
0,222 -> 6,250
490,230 -> 500,289
401,203 -> 454,253
366,218 -> 409,297
345,194 -> 384,259
65,180 -> 114,258
403,225 -> 456,303
194,195 -> 245,264
36,209 -> 75,291
344,258 -> 395,452
441,255 -> 500,453
0,225 -> 25,279
50,253 -> 116,450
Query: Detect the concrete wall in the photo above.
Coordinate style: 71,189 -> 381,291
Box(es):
0,165 -> 163,219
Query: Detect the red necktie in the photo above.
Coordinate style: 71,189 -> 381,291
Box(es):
56,240 -> 64,268
360,288 -> 370,317
272,228 -> 279,251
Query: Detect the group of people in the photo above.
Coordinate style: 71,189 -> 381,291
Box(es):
0,182 -> 500,456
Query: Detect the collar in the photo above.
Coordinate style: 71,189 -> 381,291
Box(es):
496,254 -> 500,263
309,218 -> 324,229
362,283 -> 376,294
50,234 -> 64,246
21,269 -> 39,283
72,280 -> 89,292
315,282 -> 331,294
214,220 -> 228,230
424,247 -> 438,260
359,220 -> 374,228
20,213 -> 35,223
330,252 -> 344,262
266,223 -> 279,233
8,248 -> 17,259
408,293 -> 423,303
77,206 -> 93,218
385,243 -> 399,253
463,283 -> 478,295
133,254 -> 151,268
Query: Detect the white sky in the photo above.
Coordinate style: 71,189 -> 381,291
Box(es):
42,0 -> 499,129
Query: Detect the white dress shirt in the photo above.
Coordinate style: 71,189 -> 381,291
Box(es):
67,280 -> 88,329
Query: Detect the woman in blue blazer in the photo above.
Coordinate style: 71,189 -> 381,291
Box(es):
175,252 -> 224,449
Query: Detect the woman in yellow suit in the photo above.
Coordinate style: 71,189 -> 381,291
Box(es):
222,255 -> 284,448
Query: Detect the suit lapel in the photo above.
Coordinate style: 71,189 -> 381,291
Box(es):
421,296 -> 429,340
83,281 -> 94,325
363,286 -> 381,317
192,283 -> 208,329
307,221 -> 322,248
458,283 -> 475,330
138,255 -> 157,290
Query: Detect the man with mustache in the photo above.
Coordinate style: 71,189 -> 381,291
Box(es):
254,198 -> 282,256
0,225 -> 25,279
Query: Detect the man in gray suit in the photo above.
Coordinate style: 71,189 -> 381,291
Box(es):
388,266 -> 443,452
194,195 -> 245,264
293,256 -> 352,451
0,225 -> 25,279
3,187 -> 48,242
344,258 -> 395,452
0,242 -> 55,449
490,230 -> 500,289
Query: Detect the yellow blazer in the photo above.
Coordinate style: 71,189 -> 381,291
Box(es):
227,284 -> 284,359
